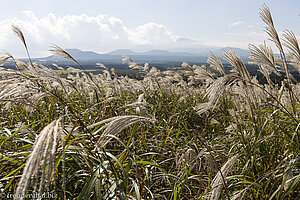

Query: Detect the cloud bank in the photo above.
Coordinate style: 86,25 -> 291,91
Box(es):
228,20 -> 246,27
0,11 -> 270,57
0,10 -> 182,57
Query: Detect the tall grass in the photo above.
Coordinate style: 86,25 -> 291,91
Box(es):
0,5 -> 299,199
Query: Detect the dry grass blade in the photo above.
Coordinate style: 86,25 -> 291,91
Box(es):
260,5 -> 284,53
144,63 -> 149,71
209,154 -> 238,200
249,42 -> 281,76
181,62 -> 194,71
52,63 -> 64,70
267,26 -> 283,52
259,5 -> 296,113
260,4 -> 274,26
259,64 -> 274,85
12,25 -> 27,49
15,59 -> 30,70
96,63 -> 108,70
128,62 -> 144,70
49,45 -> 80,66
223,49 -> 251,81
283,30 -> 300,57
122,56 -> 133,63
0,55 -> 12,66
11,25 -> 33,65
88,115 -> 156,149
283,30 -> 300,73
230,188 -> 247,200
196,74 -> 239,114
14,119 -> 61,199
207,52 -> 225,75
49,45 -> 102,91
193,65 -> 215,82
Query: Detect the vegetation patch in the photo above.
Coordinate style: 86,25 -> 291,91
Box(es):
0,5 -> 299,200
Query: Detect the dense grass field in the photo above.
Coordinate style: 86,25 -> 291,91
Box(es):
0,5 -> 299,199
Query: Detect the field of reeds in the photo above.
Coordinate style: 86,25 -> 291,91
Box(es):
0,5 -> 299,200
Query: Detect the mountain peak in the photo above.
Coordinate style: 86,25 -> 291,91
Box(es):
108,49 -> 137,55
36,46 -> 249,65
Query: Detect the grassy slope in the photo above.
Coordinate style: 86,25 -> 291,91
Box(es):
0,5 -> 299,200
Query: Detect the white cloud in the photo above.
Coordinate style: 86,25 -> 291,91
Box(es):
0,11 -> 180,57
228,20 -> 246,27
128,23 -> 179,46
203,31 -> 270,49
0,11 -> 273,57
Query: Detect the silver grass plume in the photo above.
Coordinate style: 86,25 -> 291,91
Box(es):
283,30 -> 300,59
49,45 -> 101,91
128,62 -> 144,70
118,93 -> 149,114
52,63 -> 64,70
111,68 -> 118,78
248,42 -> 281,76
230,188 -> 247,200
88,115 -> 156,149
283,30 -> 300,73
260,5 -> 283,53
15,59 -> 29,70
121,55 -> 145,71
260,6 -> 300,110
96,63 -> 108,70
11,25 -> 33,65
122,56 -> 133,63
103,70 -> 112,81
193,65 -> 215,82
196,74 -> 239,114
12,25 -> 28,50
49,45 -> 80,66
208,154 -> 238,200
207,52 -> 225,75
15,119 -> 62,199
259,4 -> 273,26
258,64 -> 274,85
0,52 -> 30,71
259,5 -> 294,85
144,63 -> 149,71
260,5 -> 296,114
0,54 -> 12,66
223,49 -> 251,82
181,62 -> 194,71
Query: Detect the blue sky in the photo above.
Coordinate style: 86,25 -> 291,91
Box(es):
0,0 -> 299,57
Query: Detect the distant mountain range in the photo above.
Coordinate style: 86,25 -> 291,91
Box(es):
4,47 -> 251,68
46,47 -> 249,61
107,49 -> 197,57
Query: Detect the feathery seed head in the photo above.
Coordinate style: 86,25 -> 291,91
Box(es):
49,45 -> 80,65
209,154 -> 238,200
182,62 -> 193,71
207,52 -> 225,75
0,55 -> 12,66
260,4 -> 274,26
122,56 -> 133,63
223,49 -> 251,81
96,63 -> 108,70
12,25 -> 27,49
